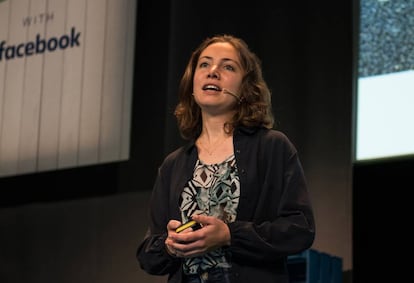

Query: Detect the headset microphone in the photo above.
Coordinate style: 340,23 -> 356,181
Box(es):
223,88 -> 242,103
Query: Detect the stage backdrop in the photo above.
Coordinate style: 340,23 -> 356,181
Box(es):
0,0 -> 136,177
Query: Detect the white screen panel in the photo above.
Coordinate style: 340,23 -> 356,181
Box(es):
18,0 -> 47,174
0,0 -> 30,176
0,1 -> 10,173
37,0 -> 65,171
100,0 -> 129,162
0,0 -> 136,177
78,0 -> 106,166
120,0 -> 137,160
58,0 -> 86,168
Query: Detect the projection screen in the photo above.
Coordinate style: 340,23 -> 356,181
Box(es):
0,0 -> 137,177
355,0 -> 414,162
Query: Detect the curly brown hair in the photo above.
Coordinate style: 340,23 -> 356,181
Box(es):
174,34 -> 274,140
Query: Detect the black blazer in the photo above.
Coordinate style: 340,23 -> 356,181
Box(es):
137,126 -> 315,283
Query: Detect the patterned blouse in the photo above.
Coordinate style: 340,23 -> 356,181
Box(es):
179,154 -> 240,275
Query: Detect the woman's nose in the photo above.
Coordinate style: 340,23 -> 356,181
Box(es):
207,66 -> 219,79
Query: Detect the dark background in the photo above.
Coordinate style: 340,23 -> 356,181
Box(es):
1,1 -> 412,282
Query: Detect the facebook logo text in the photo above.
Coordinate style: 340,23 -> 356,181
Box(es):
0,27 -> 80,61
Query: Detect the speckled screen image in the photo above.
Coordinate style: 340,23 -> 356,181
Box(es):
359,0 -> 414,77
356,0 -> 414,161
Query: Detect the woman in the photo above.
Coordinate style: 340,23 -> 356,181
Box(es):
137,34 -> 315,283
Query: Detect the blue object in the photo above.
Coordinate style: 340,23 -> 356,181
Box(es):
287,249 -> 342,283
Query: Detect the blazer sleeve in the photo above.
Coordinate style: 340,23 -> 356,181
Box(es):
228,130 -> 315,264
136,164 -> 182,275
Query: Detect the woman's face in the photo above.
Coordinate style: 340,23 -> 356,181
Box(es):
193,42 -> 244,114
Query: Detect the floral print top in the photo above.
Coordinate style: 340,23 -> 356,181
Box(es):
179,154 -> 240,275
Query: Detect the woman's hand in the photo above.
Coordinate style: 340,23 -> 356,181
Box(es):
164,215 -> 231,258
164,219 -> 181,257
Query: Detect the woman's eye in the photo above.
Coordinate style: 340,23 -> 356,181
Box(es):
224,65 -> 235,71
199,62 -> 209,68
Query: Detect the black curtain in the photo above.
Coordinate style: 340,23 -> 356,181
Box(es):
0,0 -> 353,213
124,0 -> 353,196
